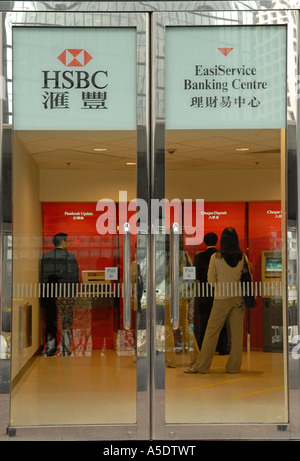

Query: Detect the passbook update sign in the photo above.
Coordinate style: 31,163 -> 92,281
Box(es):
166,26 -> 286,129
13,27 -> 136,130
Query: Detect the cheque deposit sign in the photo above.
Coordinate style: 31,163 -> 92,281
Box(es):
13,27 -> 136,130
166,26 -> 286,129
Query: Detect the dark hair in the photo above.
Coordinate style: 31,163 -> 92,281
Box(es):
52,233 -> 68,247
204,232 -> 218,247
220,227 -> 243,266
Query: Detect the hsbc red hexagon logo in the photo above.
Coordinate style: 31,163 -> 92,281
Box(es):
57,49 -> 93,67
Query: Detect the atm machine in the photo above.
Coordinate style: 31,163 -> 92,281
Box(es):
81,270 -> 114,307
261,250 -> 283,352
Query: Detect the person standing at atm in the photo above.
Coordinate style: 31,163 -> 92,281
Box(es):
185,227 -> 245,374
40,232 -> 79,356
194,232 -> 229,354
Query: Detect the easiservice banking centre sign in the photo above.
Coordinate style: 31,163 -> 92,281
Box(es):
166,26 -> 286,129
13,28 -> 136,130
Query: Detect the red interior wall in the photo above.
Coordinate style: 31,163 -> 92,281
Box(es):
180,200 -> 281,349
42,202 -> 116,349
42,202 -> 116,276
247,201 -> 282,349
42,202 -> 137,350
183,201 -> 247,261
42,200 -> 281,351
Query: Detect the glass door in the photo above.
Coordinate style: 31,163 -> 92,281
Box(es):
151,11 -> 290,440
5,6 -> 298,442
9,12 -> 150,440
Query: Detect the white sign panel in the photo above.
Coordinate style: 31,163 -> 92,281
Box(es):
166,26 -> 286,129
105,267 -> 118,280
13,27 -> 136,130
183,266 -> 196,281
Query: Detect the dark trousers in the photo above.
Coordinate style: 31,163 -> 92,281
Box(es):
42,297 -> 58,354
42,297 -> 75,355
56,297 -> 75,355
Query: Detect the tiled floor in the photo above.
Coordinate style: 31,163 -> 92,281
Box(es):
10,349 -> 287,428
166,350 -> 287,424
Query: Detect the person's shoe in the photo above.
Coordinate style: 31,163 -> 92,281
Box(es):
166,362 -> 176,368
218,349 -> 230,355
45,351 -> 56,357
184,367 -> 200,374
46,338 -> 57,356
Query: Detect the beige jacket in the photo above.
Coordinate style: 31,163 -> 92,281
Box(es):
207,252 -> 245,299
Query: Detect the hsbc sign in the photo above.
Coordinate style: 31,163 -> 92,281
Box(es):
41,48 -> 109,111
43,48 -> 108,91
166,26 -> 287,129
13,28 -> 136,130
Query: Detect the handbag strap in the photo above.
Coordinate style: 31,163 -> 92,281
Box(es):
243,254 -> 249,272
243,255 -> 254,279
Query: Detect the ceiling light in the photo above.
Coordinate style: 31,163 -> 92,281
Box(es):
235,147 -> 250,151
93,148 -> 107,152
126,162 -> 136,165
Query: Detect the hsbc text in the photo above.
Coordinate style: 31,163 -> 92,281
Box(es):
42,70 -> 108,89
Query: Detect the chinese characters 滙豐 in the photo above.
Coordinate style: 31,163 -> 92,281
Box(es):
42,91 -> 69,109
42,91 -> 108,110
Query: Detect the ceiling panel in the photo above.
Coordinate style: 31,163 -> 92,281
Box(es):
15,128 -> 282,170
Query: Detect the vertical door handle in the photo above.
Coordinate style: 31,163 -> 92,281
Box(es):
171,222 -> 180,329
123,222 -> 131,330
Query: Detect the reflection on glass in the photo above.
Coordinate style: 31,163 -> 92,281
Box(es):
164,234 -> 200,368
287,229 -> 298,353
10,131 -> 138,426
40,233 -> 79,357
164,129 -> 287,424
0,233 -> 12,395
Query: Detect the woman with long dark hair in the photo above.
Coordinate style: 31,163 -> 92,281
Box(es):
185,227 -> 247,374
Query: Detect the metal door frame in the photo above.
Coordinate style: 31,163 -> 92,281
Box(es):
0,1 -> 300,442
150,8 -> 300,440
1,9 -> 152,441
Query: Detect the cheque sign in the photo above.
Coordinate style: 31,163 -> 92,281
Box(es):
166,26 -> 286,129
13,27 -> 136,130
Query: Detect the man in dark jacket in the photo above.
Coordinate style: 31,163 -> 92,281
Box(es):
40,233 -> 79,356
194,232 -> 229,354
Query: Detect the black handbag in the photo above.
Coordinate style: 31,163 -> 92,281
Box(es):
241,256 -> 257,308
